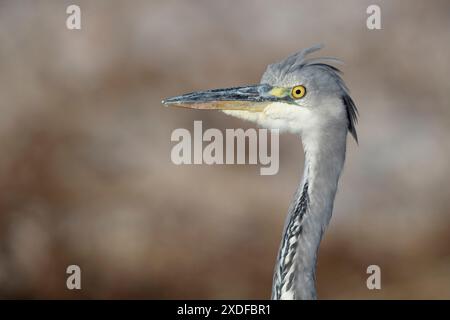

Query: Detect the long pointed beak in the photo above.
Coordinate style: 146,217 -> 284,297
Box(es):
162,84 -> 290,111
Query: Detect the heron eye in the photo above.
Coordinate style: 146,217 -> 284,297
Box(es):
291,85 -> 306,99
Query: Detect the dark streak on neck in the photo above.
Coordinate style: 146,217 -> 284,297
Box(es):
273,179 -> 310,299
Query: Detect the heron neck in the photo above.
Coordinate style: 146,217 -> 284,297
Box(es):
272,129 -> 347,300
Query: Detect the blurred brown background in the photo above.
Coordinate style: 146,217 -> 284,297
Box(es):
0,0 -> 449,299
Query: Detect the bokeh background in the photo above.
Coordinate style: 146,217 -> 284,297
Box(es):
0,0 -> 449,299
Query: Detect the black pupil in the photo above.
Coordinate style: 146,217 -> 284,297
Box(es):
295,89 -> 301,95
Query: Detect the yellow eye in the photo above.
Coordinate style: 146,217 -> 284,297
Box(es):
291,85 -> 306,99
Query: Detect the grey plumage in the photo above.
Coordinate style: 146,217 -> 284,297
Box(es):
163,45 -> 358,300
262,46 -> 357,299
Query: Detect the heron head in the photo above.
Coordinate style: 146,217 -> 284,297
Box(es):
163,45 -> 358,142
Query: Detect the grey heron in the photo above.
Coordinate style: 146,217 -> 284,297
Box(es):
162,45 -> 358,300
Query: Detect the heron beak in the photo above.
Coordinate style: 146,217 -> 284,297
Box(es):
162,84 -> 291,111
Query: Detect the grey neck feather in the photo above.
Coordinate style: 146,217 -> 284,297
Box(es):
272,128 -> 347,300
